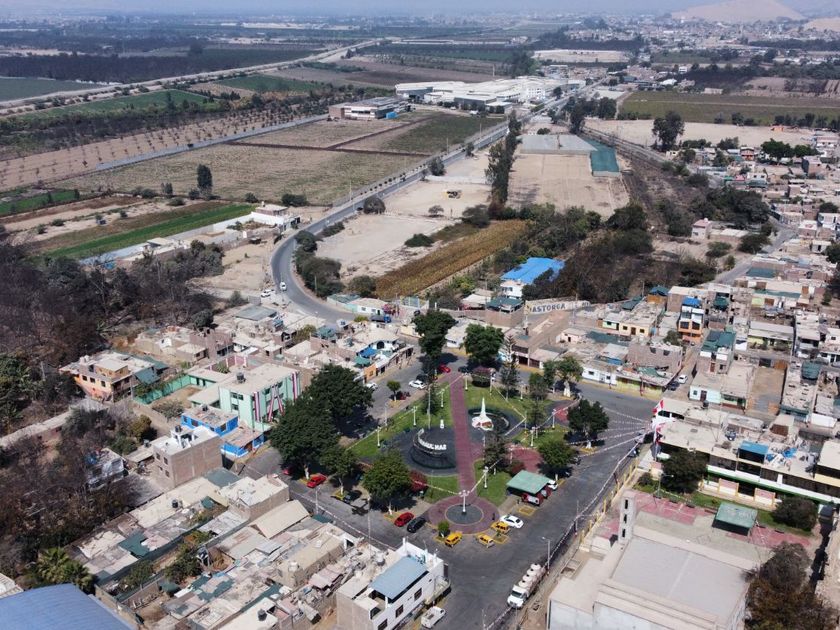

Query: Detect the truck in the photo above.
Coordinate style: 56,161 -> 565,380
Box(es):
507,564 -> 545,609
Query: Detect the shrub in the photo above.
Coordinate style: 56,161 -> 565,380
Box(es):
773,495 -> 817,531
321,221 -> 345,237
244,192 -> 259,203
437,520 -> 450,537
169,197 -> 185,206
50,218 -> 65,227
405,233 -> 434,247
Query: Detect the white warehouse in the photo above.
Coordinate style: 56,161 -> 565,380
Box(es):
395,76 -> 575,110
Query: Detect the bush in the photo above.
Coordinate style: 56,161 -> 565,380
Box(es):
244,192 -> 259,203
773,495 -> 817,531
428,156 -> 446,176
168,197 -> 185,206
281,193 -> 308,207
405,233 -> 434,247
321,221 -> 345,237
437,520 -> 450,537
50,218 -> 65,227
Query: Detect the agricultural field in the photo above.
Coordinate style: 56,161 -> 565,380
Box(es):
63,111 -> 488,204
213,74 -> 321,94
374,220 -> 527,298
16,89 -> 212,120
34,202 -> 251,259
0,77 -> 107,102
0,188 -> 79,217
620,91 -> 840,125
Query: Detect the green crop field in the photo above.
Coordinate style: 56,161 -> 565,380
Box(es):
39,202 -> 252,259
215,74 -> 321,93
0,77 -> 107,101
384,113 -> 492,154
621,91 -> 840,125
19,89 -> 213,120
0,189 -> 78,216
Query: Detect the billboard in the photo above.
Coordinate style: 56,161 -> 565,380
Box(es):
524,299 -> 590,315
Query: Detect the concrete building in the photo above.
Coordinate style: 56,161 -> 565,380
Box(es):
61,351 -> 163,401
180,405 -> 265,459
151,425 -> 222,489
395,77 -> 564,108
328,97 -> 405,120
500,257 -> 564,299
217,475 -> 289,520
218,363 -> 301,432
547,494 -> 752,630
336,540 -> 448,630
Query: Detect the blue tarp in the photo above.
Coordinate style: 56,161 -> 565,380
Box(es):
502,257 -> 564,285
739,441 -> 769,458
682,297 -> 702,308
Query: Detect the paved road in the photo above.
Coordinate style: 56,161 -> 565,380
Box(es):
242,377 -> 651,630
715,219 -> 796,285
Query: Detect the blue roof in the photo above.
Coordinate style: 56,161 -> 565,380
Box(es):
502,257 -> 564,285
0,584 -> 132,630
739,441 -> 769,458
370,557 -> 427,600
682,297 -> 702,308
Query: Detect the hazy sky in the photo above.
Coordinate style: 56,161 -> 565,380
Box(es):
0,0 -> 830,17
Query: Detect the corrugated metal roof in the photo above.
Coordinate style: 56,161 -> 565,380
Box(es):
370,557 -> 426,601
506,470 -> 552,495
715,502 -> 757,530
502,258 -> 564,284
0,584 -> 132,630
739,441 -> 769,458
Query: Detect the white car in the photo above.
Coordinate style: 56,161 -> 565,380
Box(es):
420,607 -> 446,629
365,382 -> 378,391
279,281 -> 287,291
260,289 -> 272,298
546,480 -> 558,491
677,374 -> 687,384
409,380 -> 426,390
500,514 -> 524,529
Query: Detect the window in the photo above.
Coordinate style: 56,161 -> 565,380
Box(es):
395,605 -> 404,617
414,589 -> 422,600
165,470 -> 170,477
377,621 -> 388,630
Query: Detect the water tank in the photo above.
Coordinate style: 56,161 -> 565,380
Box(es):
257,610 -> 267,622
236,372 -> 246,383
171,499 -> 180,509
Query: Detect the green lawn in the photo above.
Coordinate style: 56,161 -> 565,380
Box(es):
19,89 -> 212,120
350,387 -> 453,460
620,91 -> 840,125
424,475 -> 459,502
464,386 -> 530,423
215,74 -> 321,93
517,425 -> 568,448
474,460 -> 511,505
634,482 -> 813,536
43,203 -> 252,259
0,189 -> 78,217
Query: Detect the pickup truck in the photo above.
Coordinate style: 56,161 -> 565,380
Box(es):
420,606 -> 446,628
507,564 -> 545,609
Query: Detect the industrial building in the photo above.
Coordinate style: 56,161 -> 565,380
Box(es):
328,97 -> 406,120
394,77 -> 570,110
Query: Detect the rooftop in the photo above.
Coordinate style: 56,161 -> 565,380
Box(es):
715,502 -> 757,531
507,470 -> 553,495
223,363 -> 296,396
0,584 -> 132,630
502,257 -> 564,285
151,425 -> 219,457
369,556 -> 427,601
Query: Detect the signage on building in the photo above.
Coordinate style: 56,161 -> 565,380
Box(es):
524,299 -> 590,315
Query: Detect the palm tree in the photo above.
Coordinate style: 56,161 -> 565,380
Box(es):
34,548 -> 94,593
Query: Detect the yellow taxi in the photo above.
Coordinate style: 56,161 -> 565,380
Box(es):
443,532 -> 462,547
491,521 -> 510,535
476,534 -> 495,548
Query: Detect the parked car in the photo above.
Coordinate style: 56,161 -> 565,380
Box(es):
395,390 -> 409,400
340,490 -> 361,505
457,365 -> 471,374
476,534 -> 495,548
546,479 -> 558,491
444,532 -> 462,547
420,606 -> 446,629
260,288 -> 272,298
365,382 -> 378,391
409,380 -> 426,390
306,474 -> 327,488
522,493 -> 542,506
667,381 -> 679,391
394,512 -> 414,527
406,516 -> 427,533
677,374 -> 688,384
491,521 -> 510,535
279,282 -> 287,291
500,514 -> 524,529
437,364 -> 451,374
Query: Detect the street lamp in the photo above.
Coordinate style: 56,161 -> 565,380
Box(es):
541,536 -> 551,570
460,490 -> 468,514
483,466 -> 489,490
376,425 -> 381,448
412,406 -> 417,427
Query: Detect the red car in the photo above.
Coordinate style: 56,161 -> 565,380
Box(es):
394,511 -> 414,527
306,473 -> 327,488
437,364 -> 451,374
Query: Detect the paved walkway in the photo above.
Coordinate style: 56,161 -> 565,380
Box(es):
424,495 -> 498,534
448,377 -> 478,495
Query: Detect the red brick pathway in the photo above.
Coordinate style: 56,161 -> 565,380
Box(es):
448,377 -> 477,495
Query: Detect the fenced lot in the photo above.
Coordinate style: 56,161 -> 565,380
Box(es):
621,91 -> 840,125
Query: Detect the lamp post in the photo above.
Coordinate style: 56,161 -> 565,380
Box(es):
461,490 -> 467,514
541,536 -> 551,570
483,466 -> 489,490
412,406 -> 417,427
376,425 -> 381,448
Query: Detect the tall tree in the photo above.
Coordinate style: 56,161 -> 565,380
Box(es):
498,337 -> 519,400
33,548 -> 94,593
413,311 -> 456,367
363,450 -> 412,511
538,437 -> 575,476
196,164 -> 213,193
661,450 -> 707,493
556,355 -> 583,397
321,445 -> 358,491
567,399 -> 609,446
269,395 -> 338,473
464,324 -> 505,367
307,364 -> 372,422
652,111 -> 685,151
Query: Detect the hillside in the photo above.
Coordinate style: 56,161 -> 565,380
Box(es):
805,17 -> 840,32
673,0 -> 804,23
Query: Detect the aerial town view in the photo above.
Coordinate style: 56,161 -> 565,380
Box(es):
2,0 -> 840,629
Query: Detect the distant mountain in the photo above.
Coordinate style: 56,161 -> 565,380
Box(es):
673,0 -> 804,23
804,17 -> 840,31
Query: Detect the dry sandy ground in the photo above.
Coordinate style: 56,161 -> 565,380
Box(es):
199,240 -> 276,293
245,117 -> 400,148
509,153 -> 629,216
0,108 -> 295,190
586,119 -> 817,149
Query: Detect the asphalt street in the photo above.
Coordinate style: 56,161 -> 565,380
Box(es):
242,375 -> 652,630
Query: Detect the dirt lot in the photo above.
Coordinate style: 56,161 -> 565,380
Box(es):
0,108 -> 300,190
509,153 -> 628,216
315,148 -> 493,279
586,119 -> 816,149
198,239 -> 277,293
